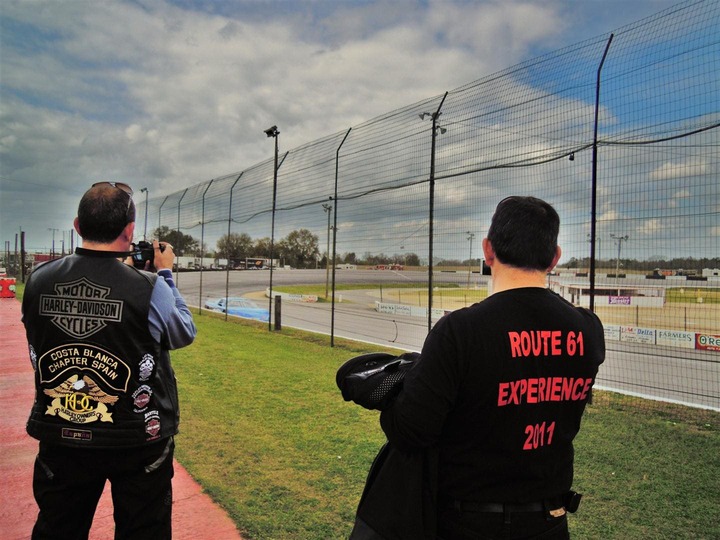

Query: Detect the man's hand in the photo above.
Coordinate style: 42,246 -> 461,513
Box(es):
154,240 -> 175,271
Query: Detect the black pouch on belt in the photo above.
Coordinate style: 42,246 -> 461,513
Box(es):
563,491 -> 582,513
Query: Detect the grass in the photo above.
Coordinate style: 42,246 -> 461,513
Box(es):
666,287 -> 720,304
13,284 -> 720,538
275,282 -> 461,300
173,313 -> 719,540
171,314 -> 389,539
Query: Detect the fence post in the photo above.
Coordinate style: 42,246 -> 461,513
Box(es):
267,147 -> 289,332
175,189 -> 188,288
158,195 -> 169,238
274,295 -> 282,331
330,127 -> 352,347
225,173 -> 243,322
589,34 -> 614,312
198,179 -> 214,315
422,91 -> 448,333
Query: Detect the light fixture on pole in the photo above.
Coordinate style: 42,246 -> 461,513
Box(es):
265,125 -> 280,331
322,201 -> 333,299
140,188 -> 149,240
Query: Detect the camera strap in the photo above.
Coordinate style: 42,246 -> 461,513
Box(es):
75,247 -> 133,258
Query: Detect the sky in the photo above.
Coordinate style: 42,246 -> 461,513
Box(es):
0,0 -> 687,254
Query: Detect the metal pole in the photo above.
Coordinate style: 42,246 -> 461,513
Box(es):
140,188 -> 149,240
590,34 -> 614,312
158,195 -> 169,237
425,91 -> 448,332
322,202 -> 332,298
175,189 -> 188,286
225,173 -> 243,321
198,179 -> 213,315
48,228 -> 58,259
610,233 -> 628,296
466,232 -> 475,290
331,128 -> 352,347
21,231 -> 26,282
265,126 -> 280,331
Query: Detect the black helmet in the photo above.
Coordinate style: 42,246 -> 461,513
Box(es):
336,352 -> 420,410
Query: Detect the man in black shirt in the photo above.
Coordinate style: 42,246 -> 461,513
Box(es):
380,196 -> 605,539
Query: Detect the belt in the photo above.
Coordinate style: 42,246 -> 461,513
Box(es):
448,500 -> 566,517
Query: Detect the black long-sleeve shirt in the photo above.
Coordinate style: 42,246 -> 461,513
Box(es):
380,287 -> 605,503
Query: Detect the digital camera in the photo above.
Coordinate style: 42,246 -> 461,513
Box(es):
131,241 -> 164,269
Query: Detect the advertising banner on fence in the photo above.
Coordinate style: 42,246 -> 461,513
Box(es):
696,333 -> 720,352
620,326 -> 656,345
656,330 -> 695,349
603,324 -> 621,342
375,302 -> 448,320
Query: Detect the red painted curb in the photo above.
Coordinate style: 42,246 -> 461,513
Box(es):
0,298 -> 243,540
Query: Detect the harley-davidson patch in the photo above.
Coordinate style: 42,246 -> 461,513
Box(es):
132,385 -> 153,413
145,410 -> 161,440
39,277 -> 123,339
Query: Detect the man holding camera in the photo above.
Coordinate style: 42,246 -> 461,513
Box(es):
22,182 -> 196,540
380,196 -> 605,539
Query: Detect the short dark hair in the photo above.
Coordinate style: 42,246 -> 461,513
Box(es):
77,185 -> 136,243
487,196 -> 559,271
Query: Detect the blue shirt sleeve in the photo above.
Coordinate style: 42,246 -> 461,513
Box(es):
148,274 -> 197,349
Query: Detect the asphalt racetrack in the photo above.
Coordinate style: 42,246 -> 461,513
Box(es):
175,269 -> 719,411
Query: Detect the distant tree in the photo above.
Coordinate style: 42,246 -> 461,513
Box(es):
152,226 -> 198,257
363,253 -> 393,266
253,237 -> 272,258
343,252 -> 357,264
404,253 -> 421,267
199,242 -> 211,258
216,233 -> 253,263
282,229 -> 319,268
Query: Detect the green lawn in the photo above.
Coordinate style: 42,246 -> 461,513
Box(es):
173,313 -> 719,540
666,287 -> 720,304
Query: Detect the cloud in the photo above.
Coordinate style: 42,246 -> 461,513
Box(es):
649,158 -> 708,181
637,218 -> 662,235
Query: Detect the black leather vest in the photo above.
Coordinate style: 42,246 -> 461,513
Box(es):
23,252 -> 179,448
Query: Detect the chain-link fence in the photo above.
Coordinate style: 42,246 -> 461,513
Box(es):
135,0 -> 718,413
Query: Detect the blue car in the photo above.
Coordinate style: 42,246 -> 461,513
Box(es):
204,297 -> 269,322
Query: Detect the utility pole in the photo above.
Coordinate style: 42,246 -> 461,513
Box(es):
323,202 -> 332,299
466,231 -> 475,289
48,228 -> 60,258
610,234 -> 629,295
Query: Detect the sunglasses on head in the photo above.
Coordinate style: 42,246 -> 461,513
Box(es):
92,181 -> 134,215
92,181 -> 134,197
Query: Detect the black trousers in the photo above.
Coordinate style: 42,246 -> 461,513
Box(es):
32,437 -> 175,540
437,506 -> 569,540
